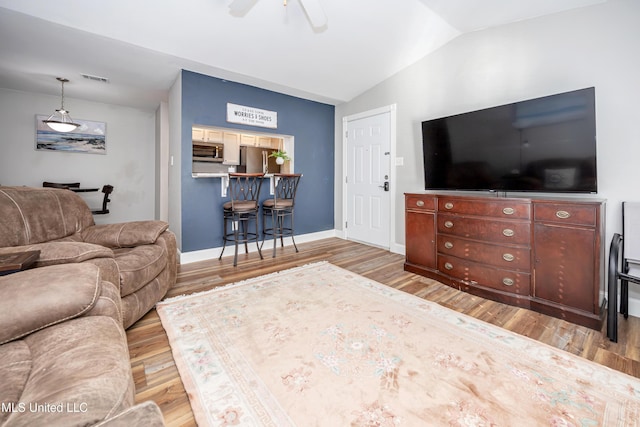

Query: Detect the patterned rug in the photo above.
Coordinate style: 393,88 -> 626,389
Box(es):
157,262 -> 640,426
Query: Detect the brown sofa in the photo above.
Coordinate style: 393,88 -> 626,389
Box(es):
0,186 -> 177,328
0,264 -> 165,426
0,185 -> 178,425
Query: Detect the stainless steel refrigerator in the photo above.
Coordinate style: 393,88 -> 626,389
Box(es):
240,147 -> 281,174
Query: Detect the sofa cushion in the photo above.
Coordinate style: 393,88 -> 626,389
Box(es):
120,267 -> 170,329
114,245 -> 167,297
0,186 -> 94,246
5,316 -> 135,426
81,221 -> 169,248
0,340 -> 31,425
0,264 -> 101,345
27,241 -> 114,267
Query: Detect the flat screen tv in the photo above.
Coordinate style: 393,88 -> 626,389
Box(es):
422,87 -> 597,193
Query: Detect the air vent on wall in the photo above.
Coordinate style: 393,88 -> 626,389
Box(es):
81,73 -> 109,83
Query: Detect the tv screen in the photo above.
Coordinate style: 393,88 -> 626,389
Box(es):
422,87 -> 597,193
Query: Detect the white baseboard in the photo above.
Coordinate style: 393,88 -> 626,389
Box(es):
630,296 -> 640,318
391,243 -> 405,256
180,229 -> 338,264
614,294 -> 640,318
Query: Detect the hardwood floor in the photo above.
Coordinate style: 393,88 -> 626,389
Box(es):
126,237 -> 640,426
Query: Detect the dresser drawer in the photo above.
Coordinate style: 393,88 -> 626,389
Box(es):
438,255 -> 531,295
438,214 -> 531,245
534,202 -> 597,227
437,235 -> 530,271
405,194 -> 436,211
438,197 -> 530,219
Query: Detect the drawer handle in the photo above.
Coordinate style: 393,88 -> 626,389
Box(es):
444,262 -> 453,270
503,207 -> 515,215
502,278 -> 515,286
502,228 -> 514,237
556,210 -> 571,219
444,202 -> 454,210
444,221 -> 454,229
416,200 -> 425,207
444,241 -> 454,249
503,253 -> 515,262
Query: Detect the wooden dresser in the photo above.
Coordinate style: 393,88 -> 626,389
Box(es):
404,193 -> 606,329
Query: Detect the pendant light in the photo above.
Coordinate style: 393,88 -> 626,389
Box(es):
43,77 -> 80,133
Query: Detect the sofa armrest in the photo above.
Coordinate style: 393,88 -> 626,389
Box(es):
95,401 -> 165,427
81,221 -> 169,248
32,241 -> 114,267
0,264 -> 102,345
0,242 -> 113,268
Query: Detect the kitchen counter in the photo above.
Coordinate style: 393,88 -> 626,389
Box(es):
192,172 -> 278,178
192,172 -> 279,196
192,172 -> 229,178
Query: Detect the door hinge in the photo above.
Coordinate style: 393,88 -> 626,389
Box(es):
345,221 -> 348,229
345,176 -> 348,184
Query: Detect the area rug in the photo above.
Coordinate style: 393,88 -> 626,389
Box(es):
157,262 -> 640,426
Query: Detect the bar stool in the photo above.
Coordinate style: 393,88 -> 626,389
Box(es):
261,173 -> 302,257
219,173 -> 265,266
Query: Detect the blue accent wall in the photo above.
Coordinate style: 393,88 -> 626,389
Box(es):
181,70 -> 335,252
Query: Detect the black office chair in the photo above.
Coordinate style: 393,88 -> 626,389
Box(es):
261,173 -> 302,257
91,185 -> 114,215
607,202 -> 640,342
219,173 -> 265,266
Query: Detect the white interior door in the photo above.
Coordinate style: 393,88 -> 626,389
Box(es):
346,112 -> 391,248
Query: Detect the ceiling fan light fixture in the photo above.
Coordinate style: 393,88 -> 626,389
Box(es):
299,0 -> 327,29
43,77 -> 80,133
230,0 -> 326,29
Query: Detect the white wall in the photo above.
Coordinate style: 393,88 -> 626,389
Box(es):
167,73 -> 182,250
0,87 -> 157,224
155,100 -> 170,222
335,0 -> 640,307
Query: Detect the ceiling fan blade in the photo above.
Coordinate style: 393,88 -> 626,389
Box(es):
299,0 -> 327,28
228,0 -> 259,17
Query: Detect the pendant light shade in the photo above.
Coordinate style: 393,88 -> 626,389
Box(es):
43,77 -> 80,133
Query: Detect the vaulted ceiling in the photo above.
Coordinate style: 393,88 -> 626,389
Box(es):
0,0 -> 606,109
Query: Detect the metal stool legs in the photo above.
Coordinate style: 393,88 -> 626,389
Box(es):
608,233 -> 621,342
220,210 -> 263,267
261,206 -> 298,258
607,233 -> 638,342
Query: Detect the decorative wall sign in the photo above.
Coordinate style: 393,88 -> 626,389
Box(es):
35,115 -> 106,154
227,103 -> 277,129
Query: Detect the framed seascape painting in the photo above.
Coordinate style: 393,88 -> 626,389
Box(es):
35,115 -> 107,154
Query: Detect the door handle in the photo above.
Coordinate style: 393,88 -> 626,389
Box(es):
378,181 -> 389,191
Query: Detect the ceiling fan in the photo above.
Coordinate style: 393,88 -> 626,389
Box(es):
228,0 -> 327,29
